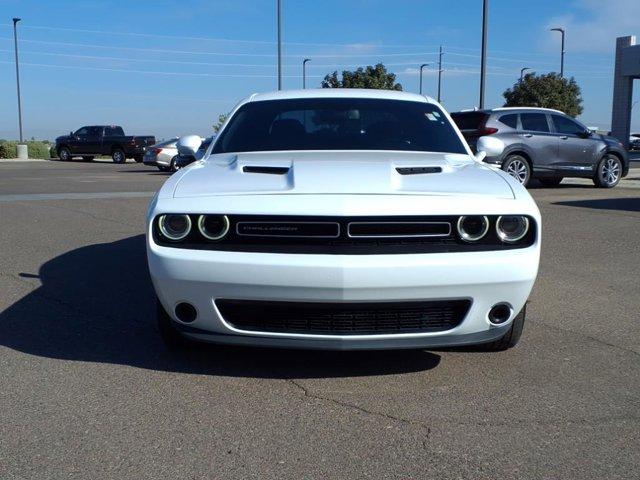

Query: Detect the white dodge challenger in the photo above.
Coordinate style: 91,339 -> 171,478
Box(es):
146,89 -> 540,351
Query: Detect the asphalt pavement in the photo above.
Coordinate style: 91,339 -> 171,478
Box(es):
0,159 -> 639,479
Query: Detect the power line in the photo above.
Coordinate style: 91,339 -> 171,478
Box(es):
0,37 -> 438,58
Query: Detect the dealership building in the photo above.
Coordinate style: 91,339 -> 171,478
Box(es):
612,36 -> 640,145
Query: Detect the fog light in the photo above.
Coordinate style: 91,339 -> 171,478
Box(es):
496,216 -> 529,243
175,302 -> 197,323
158,214 -> 191,241
457,215 -> 489,242
198,214 -> 230,241
488,303 -> 512,324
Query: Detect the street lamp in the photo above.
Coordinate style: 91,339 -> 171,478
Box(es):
479,0 -> 489,108
520,67 -> 531,81
302,58 -> 311,89
419,63 -> 429,95
550,27 -> 565,78
13,17 -> 23,143
277,0 -> 282,90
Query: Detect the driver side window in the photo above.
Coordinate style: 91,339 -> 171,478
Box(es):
552,115 -> 584,136
75,127 -> 89,136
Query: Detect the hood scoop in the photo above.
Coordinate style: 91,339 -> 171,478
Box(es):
396,166 -> 442,175
243,165 -> 290,175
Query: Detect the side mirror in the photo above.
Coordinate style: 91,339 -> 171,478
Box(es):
579,130 -> 592,138
176,135 -> 202,157
475,136 -> 505,161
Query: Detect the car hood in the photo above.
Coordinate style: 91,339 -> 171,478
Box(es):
169,151 -> 515,200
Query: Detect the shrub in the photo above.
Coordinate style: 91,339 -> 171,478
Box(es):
0,140 -> 54,159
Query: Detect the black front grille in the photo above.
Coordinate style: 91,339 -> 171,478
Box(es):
153,214 -> 537,254
217,299 -> 471,335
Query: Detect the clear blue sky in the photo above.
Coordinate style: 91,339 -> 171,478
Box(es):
1,0 -> 638,140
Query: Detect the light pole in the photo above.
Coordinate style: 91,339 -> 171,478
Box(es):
302,58 -> 310,89
520,67 -> 531,81
13,18 -> 23,143
437,46 -> 444,102
550,27 -> 565,78
277,0 -> 282,90
479,0 -> 488,109
419,63 -> 429,95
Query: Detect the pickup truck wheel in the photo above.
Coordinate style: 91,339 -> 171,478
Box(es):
82,156 -> 94,162
112,149 -> 126,164
58,147 -> 71,161
482,304 -> 526,351
170,157 -> 181,173
593,154 -> 622,188
539,177 -> 563,187
133,155 -> 143,163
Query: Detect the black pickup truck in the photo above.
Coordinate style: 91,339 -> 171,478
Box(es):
55,125 -> 156,163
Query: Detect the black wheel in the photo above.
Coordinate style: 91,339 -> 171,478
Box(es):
82,156 -> 94,162
170,156 -> 181,173
133,155 -> 143,163
157,299 -> 191,349
482,304 -> 526,351
593,154 -> 622,188
539,177 -> 563,187
112,148 -> 126,163
58,147 -> 71,161
502,155 -> 531,186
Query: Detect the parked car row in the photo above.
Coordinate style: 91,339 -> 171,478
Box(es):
450,108 -> 629,188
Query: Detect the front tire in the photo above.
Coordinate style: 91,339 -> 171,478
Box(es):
502,155 -> 531,187
133,155 -> 143,163
170,156 -> 181,173
58,147 -> 71,161
483,305 -> 526,351
539,177 -> 563,187
593,154 -> 622,188
157,299 -> 191,350
112,148 -> 126,164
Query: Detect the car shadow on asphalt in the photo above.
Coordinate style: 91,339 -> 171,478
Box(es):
553,197 -> 640,212
0,235 -> 441,378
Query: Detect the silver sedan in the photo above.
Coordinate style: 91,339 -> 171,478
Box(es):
143,138 -> 179,172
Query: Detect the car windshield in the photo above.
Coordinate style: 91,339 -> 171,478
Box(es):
212,98 -> 467,154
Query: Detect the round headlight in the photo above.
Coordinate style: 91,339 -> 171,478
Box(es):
198,214 -> 230,241
496,216 -> 529,243
457,215 -> 489,242
158,214 -> 191,241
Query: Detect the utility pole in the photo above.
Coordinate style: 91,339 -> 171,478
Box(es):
550,27 -> 565,78
302,58 -> 310,89
479,0 -> 489,109
13,18 -> 23,143
437,45 -> 444,102
277,0 -> 282,90
419,63 -> 429,95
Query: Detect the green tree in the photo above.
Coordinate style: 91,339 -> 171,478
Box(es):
503,72 -> 583,117
321,63 -> 402,90
212,113 -> 229,133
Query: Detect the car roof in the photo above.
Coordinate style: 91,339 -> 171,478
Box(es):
452,107 -> 565,115
246,88 -> 437,104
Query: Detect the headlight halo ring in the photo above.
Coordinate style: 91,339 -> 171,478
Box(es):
496,215 -> 530,243
158,214 -> 192,241
197,214 -> 230,241
456,215 -> 490,242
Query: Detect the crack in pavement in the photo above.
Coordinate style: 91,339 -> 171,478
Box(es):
285,377 -> 431,447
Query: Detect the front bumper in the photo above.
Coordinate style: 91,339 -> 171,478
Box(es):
147,236 -> 540,349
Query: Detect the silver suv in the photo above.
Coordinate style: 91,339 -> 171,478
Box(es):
451,107 -> 629,188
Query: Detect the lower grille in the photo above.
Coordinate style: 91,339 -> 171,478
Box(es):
216,299 -> 471,335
